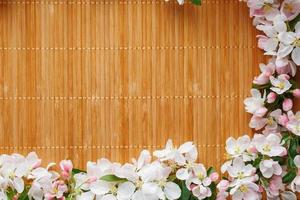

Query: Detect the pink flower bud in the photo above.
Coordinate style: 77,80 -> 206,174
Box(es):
283,98 -> 293,111
217,180 -> 229,192
60,160 -> 73,173
247,145 -> 257,154
278,114 -> 289,126
267,92 -> 277,103
293,89 -> 300,98
209,172 -> 219,181
280,148 -> 287,156
259,186 -> 264,193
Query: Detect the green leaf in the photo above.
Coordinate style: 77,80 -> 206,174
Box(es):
207,182 -> 217,200
288,138 -> 298,158
283,171 -> 297,183
179,181 -> 192,200
207,167 -> 215,176
288,157 -> 297,169
100,174 -> 127,183
252,157 -> 261,168
289,14 -> 300,31
72,168 -> 86,176
190,0 -> 201,5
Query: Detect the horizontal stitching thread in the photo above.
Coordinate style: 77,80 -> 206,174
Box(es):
0,46 -> 256,51
0,95 -> 248,100
0,144 -> 225,150
0,1 -> 239,5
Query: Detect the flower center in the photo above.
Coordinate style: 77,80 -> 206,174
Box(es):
158,180 -> 166,187
278,82 -> 285,89
135,180 -> 143,189
234,146 -> 241,154
294,39 -> 300,47
237,172 -> 244,179
239,185 -> 248,193
284,3 -> 294,13
263,4 -> 273,12
263,144 -> 271,152
267,117 -> 274,125
197,173 -> 205,180
110,185 -> 118,195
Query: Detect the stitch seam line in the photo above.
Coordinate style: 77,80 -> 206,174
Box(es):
0,95 -> 249,100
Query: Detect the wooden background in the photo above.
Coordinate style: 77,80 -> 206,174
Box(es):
0,0 -> 266,170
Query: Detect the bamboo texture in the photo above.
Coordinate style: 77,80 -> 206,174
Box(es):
0,0 -> 267,170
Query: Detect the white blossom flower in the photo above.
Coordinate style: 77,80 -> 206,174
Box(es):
259,159 -> 282,178
291,155 -> 300,192
252,134 -> 286,157
153,139 -> 197,166
270,75 -> 292,94
185,164 -> 213,199
226,158 -> 256,180
244,89 -> 267,117
278,22 -> 300,65
229,179 -> 261,200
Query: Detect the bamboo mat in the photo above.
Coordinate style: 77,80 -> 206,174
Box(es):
0,0 -> 266,170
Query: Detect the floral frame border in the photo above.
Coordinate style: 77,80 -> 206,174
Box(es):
1,0 -> 300,200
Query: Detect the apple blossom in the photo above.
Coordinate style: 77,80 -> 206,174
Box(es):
244,89 -> 267,117
270,75 -> 292,94
259,159 -> 282,178
153,139 -> 197,166
278,22 -> 300,65
281,0 -> 300,20
252,134 -> 286,157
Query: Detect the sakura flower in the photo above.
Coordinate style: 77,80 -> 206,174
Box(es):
281,0 -> 300,20
229,179 -> 261,200
59,160 -> 73,179
27,167 -> 53,200
44,180 -> 68,200
244,89 -> 267,117
291,155 -> 300,192
270,75 -> 292,94
226,158 -> 256,180
256,15 -> 287,55
153,139 -> 197,166
259,159 -> 282,178
249,109 -> 282,131
225,135 -> 251,157
265,175 -> 284,198
253,62 -> 275,85
286,111 -> 300,135
217,180 -> 229,200
90,180 -> 136,200
252,133 -> 286,157
247,0 -> 280,20
185,164 -> 213,199
249,115 -> 269,130
278,22 -> 300,65
133,161 -> 181,200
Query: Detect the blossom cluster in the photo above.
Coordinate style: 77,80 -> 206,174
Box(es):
217,134 -> 296,200
216,0 -> 300,199
0,140 -> 219,200
0,0 -> 300,200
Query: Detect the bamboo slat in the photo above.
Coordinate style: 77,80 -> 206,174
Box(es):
0,0 -> 266,170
